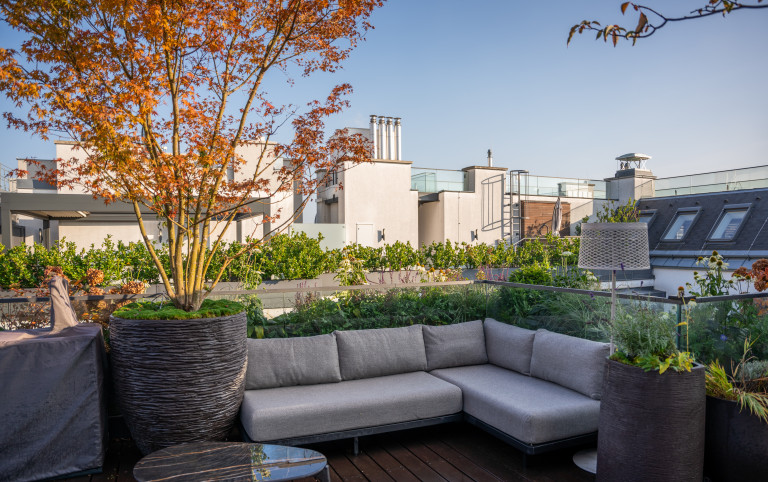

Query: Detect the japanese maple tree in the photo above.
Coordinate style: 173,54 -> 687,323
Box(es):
0,0 -> 381,310
569,1 -> 767,46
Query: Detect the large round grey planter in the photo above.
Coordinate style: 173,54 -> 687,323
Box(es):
109,311 -> 247,455
597,358 -> 705,482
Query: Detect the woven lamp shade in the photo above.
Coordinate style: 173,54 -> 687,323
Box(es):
578,222 -> 650,271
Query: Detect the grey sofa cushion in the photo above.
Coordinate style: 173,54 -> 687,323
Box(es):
423,320 -> 488,370
529,329 -> 610,400
245,334 -> 341,390
335,325 -> 427,380
431,364 -> 600,445
240,371 -> 463,441
483,318 -> 536,375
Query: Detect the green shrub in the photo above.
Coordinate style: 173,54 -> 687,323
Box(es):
247,286 -> 486,338
113,298 -> 244,320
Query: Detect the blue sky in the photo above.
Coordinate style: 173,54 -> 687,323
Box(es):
1,1 -> 766,180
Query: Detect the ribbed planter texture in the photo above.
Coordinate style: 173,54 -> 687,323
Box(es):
705,395 -> 768,482
109,311 -> 247,455
596,359 -> 705,482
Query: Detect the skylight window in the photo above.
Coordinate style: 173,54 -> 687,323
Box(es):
662,209 -> 700,241
709,205 -> 750,241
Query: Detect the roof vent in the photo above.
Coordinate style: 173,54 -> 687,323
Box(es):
616,153 -> 651,171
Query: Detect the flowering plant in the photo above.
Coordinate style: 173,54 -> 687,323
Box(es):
752,259 -> 768,292
334,249 -> 369,286
687,251 -> 733,297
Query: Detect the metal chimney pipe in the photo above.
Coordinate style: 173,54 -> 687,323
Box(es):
378,116 -> 387,159
387,118 -> 394,161
395,118 -> 402,160
369,115 -> 378,159
487,149 -> 493,167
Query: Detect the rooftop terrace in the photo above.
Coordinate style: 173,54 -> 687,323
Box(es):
5,278 -> 768,481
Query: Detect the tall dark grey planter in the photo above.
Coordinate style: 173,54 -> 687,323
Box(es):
597,359 -> 705,482
109,312 -> 247,455
705,395 -> 768,482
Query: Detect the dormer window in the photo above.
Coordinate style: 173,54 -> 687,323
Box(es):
709,204 -> 751,241
662,208 -> 700,241
638,209 -> 657,226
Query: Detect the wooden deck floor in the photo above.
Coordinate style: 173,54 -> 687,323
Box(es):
63,423 -> 595,482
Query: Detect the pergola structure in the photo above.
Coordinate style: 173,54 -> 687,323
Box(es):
0,192 -> 269,250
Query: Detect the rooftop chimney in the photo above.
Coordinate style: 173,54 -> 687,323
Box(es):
369,115 -> 402,160
369,115 -> 378,159
394,118 -> 402,160
487,149 -> 493,167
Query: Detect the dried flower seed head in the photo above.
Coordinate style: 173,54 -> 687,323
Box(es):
120,281 -> 146,294
44,266 -> 65,278
86,268 -> 105,286
87,286 -> 105,296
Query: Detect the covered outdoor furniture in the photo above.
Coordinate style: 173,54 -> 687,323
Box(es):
0,277 -> 107,482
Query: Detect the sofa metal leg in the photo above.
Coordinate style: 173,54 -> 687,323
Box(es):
353,436 -> 359,456
315,466 -> 331,482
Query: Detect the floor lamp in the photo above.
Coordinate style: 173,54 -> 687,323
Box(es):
573,221 -> 650,474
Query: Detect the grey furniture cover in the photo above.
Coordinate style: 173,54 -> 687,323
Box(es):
431,364 -> 600,445
240,371 -> 462,441
0,324 -> 107,482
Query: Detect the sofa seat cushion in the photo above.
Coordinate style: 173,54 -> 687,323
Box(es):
240,371 -> 462,441
431,364 -> 600,445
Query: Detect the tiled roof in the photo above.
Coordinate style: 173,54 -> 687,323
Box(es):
639,188 -> 768,268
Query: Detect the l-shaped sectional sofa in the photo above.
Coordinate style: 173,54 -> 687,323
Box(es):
240,318 -> 609,459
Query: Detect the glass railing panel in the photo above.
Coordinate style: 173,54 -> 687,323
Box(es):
685,295 -> 768,367
484,283 -> 612,342
411,169 -> 467,193
509,176 -> 609,199
227,282 -> 486,338
654,166 -> 768,197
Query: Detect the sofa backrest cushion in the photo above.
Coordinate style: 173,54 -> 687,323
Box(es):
529,329 -> 610,400
422,320 -> 488,370
245,334 -> 341,390
483,318 -> 536,375
335,325 -> 427,380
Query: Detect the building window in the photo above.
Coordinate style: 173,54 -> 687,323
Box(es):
709,205 -> 750,241
638,210 -> 657,225
662,208 -> 700,241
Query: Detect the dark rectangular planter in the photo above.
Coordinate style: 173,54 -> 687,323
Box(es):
705,395 -> 768,482
597,358 -> 705,482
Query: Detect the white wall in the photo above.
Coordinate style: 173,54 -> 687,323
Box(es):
291,223 -> 347,250
58,220 -> 164,249
339,159 -> 418,247
651,267 -> 740,298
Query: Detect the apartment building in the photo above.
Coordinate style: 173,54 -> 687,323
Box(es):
2,140 -> 299,249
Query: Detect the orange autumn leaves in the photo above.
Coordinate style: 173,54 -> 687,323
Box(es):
0,0 -> 383,310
